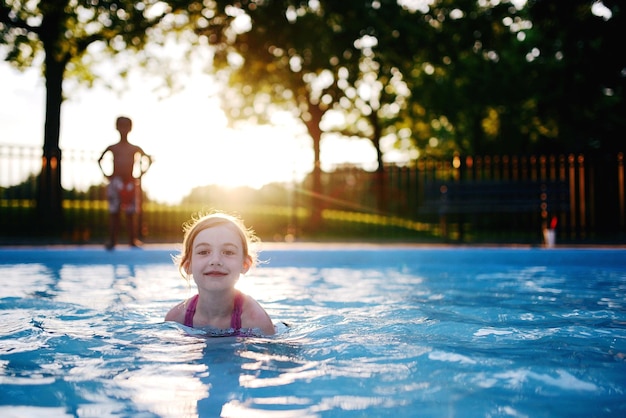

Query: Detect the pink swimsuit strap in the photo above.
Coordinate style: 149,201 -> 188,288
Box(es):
183,294 -> 199,327
231,291 -> 244,329
184,291 -> 244,329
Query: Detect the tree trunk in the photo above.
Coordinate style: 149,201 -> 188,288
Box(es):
303,102 -> 324,229
370,112 -> 387,213
37,44 -> 65,234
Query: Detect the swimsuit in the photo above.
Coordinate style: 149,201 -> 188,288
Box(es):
184,291 -> 244,330
107,177 -> 137,214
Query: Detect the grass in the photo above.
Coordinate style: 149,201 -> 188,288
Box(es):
0,200 -> 576,246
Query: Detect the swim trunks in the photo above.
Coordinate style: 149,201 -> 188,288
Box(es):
184,291 -> 244,330
107,177 -> 137,214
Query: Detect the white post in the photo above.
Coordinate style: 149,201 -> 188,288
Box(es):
543,228 -> 556,248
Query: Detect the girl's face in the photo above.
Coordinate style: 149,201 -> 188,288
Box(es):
187,224 -> 251,291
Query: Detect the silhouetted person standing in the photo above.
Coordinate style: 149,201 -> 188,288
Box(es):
98,116 -> 152,250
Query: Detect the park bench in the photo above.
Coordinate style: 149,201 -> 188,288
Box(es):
419,179 -> 570,240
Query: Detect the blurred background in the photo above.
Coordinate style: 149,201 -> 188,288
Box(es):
1,0 -> 624,245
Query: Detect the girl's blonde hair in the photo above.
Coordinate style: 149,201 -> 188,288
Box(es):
174,211 -> 260,279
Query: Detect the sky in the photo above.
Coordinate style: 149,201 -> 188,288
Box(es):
0,62 -> 379,204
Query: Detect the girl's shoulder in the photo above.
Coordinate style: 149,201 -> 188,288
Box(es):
165,296 -> 195,323
240,293 -> 275,335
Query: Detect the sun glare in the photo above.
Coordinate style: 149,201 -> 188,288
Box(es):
2,63 -> 379,205
142,123 -> 314,204
59,68 -> 316,204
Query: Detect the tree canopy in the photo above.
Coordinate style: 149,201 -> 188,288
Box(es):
199,0 -> 624,158
186,0 -> 623,219
0,0 -> 192,229
2,0 -> 623,230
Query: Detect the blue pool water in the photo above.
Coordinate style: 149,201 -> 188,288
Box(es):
0,245 -> 625,417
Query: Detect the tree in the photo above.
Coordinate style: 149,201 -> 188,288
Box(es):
195,0 -> 425,222
0,0 -> 190,232
523,0 -> 625,154
391,0 -> 533,156
400,0 -> 625,157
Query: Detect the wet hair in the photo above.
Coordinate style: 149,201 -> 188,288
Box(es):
174,211 -> 260,279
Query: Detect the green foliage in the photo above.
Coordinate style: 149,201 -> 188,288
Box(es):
196,0 -> 624,159
0,0 -> 199,227
206,0 -> 418,159
1,0 -> 623,234
523,0 -> 626,153
0,0 -> 195,85
0,173 -> 37,199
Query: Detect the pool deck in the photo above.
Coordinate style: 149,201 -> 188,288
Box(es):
0,241 -> 624,251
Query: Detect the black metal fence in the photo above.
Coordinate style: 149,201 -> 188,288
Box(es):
1,143 -> 624,244
302,152 -> 625,243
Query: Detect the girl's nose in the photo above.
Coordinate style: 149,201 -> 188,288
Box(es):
209,254 -> 222,265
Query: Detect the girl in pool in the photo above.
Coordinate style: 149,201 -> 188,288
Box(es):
165,211 -> 275,335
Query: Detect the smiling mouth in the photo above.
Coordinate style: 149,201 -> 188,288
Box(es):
204,270 -> 227,277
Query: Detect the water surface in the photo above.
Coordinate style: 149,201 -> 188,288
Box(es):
1,246 -> 625,417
